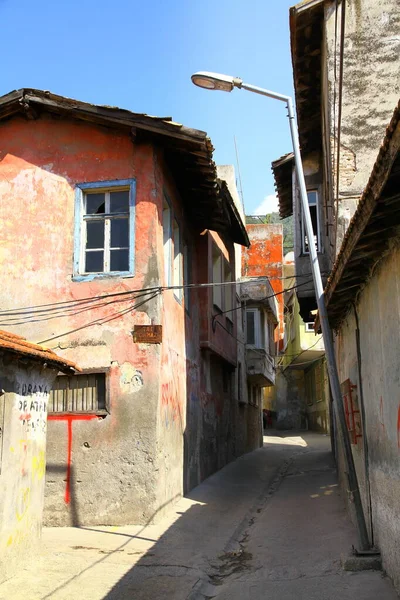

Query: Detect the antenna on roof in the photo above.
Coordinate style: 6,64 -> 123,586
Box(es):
234,135 -> 245,211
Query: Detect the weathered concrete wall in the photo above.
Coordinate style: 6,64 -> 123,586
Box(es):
0,114 -> 253,529
325,0 -> 400,250
0,115 -> 164,526
304,358 -> 330,434
272,368 -> 307,430
335,240 -> 400,593
154,156 -> 187,519
0,359 -> 58,581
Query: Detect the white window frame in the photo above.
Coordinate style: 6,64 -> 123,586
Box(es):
73,179 -> 136,281
301,189 -> 321,254
305,322 -> 315,332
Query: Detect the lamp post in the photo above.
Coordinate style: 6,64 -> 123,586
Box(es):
192,71 -> 370,551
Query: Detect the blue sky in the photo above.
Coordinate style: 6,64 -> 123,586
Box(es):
0,0 -> 295,215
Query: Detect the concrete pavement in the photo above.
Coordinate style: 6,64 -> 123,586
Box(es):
0,432 -> 398,599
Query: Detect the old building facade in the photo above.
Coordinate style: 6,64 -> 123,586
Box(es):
324,103 -> 400,594
274,0 -> 400,320
272,0 -> 400,591
0,89 -> 254,527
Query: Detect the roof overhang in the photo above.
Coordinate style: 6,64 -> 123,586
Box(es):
271,152 -> 295,218
0,88 -> 248,247
290,0 -> 325,157
0,330 -> 79,374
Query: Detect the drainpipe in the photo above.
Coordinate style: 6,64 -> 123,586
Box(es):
353,302 -> 374,546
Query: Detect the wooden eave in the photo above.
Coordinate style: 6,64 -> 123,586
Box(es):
271,152 -> 294,218
322,100 -> 400,330
289,0 -> 324,157
0,88 -> 247,246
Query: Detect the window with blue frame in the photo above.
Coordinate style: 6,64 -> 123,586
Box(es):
74,179 -> 136,278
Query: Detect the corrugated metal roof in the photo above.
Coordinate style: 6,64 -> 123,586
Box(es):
0,330 -> 80,374
323,99 -> 400,328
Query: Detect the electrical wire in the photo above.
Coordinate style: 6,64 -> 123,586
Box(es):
38,291 -> 160,345
0,289 -> 160,327
0,276 -> 320,324
276,336 -> 323,369
214,279 -> 314,319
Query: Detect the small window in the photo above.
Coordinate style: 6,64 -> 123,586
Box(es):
48,372 -> 107,415
212,246 -> 223,310
183,242 -> 191,314
246,308 -> 263,348
246,309 -> 257,346
224,261 -> 233,317
301,190 -> 321,254
173,219 -> 182,301
74,180 -> 135,279
305,322 -> 315,332
163,197 -> 172,286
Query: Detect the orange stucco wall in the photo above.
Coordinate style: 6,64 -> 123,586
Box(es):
242,224 -> 284,343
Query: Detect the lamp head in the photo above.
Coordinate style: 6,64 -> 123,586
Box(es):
191,71 -> 242,92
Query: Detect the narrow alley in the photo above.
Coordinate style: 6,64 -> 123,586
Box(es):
0,433 -> 397,600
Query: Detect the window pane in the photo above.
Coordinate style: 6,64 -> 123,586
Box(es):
85,251 -> 104,272
163,201 -> 172,285
307,191 -> 317,206
110,249 -> 129,271
304,206 -> 319,252
86,221 -> 104,249
246,311 -> 255,345
110,218 -> 129,248
212,250 -> 222,309
110,190 -> 129,213
86,193 -> 105,215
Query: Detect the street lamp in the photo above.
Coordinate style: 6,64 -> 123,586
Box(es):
192,70 -> 370,551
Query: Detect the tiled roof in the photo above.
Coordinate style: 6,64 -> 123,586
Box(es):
0,330 -> 80,374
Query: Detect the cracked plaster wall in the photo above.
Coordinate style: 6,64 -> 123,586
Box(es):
325,0 -> 400,251
334,243 -> 400,593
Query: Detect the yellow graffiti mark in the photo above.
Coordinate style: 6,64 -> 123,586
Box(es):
6,516 -> 33,547
16,487 -> 30,522
32,451 -> 46,481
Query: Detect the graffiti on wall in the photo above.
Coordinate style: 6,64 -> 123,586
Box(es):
6,383 -> 50,548
161,347 -> 185,430
47,414 -> 98,504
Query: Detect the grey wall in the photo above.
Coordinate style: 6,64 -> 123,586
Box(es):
325,0 -> 400,251
0,358 -> 58,582
335,240 -> 400,593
